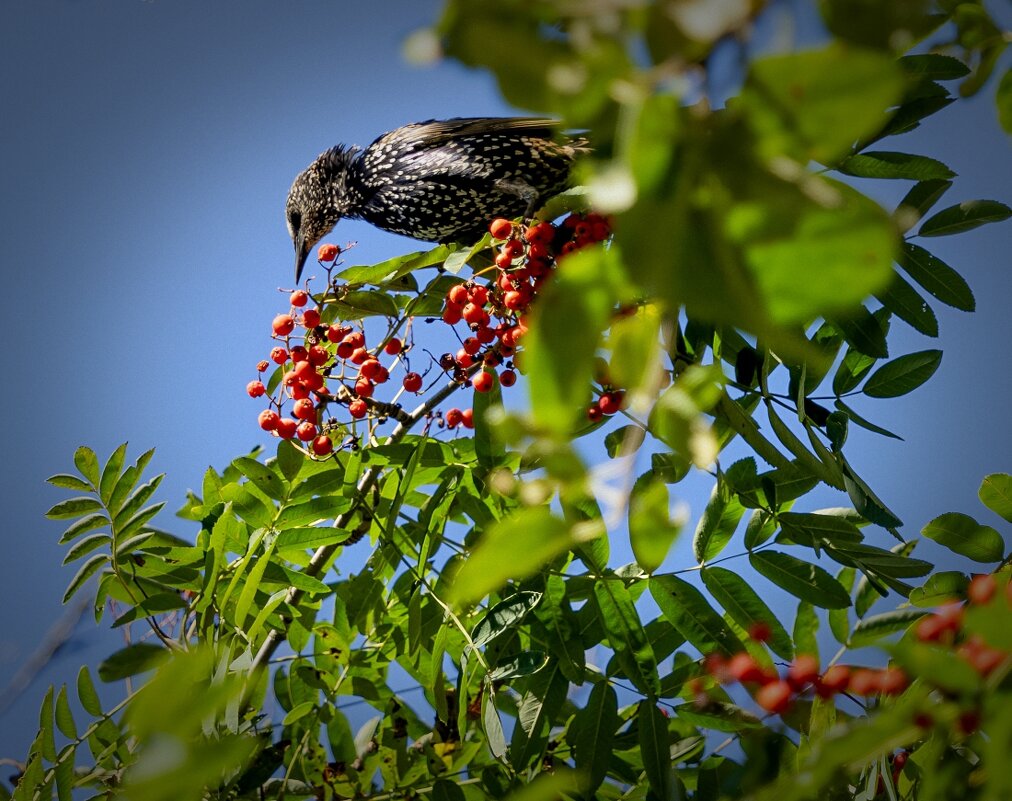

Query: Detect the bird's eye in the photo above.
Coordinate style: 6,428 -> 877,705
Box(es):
288,211 -> 301,230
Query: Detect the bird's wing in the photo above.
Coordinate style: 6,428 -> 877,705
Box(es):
376,117 -> 562,150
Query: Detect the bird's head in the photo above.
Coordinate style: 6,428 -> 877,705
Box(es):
286,145 -> 361,282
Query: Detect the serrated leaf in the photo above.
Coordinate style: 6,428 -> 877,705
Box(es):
751,551 -> 852,608
919,199 -> 1011,236
233,456 -> 287,502
470,591 -> 542,650
74,446 -> 100,486
483,689 -> 507,761
77,666 -> 102,716
701,566 -> 794,659
895,179 -> 953,221
594,578 -> 659,697
849,609 -> 926,647
875,271 -> 937,337
834,398 -> 903,440
899,54 -> 970,80
862,350 -> 941,398
899,242 -> 974,311
908,571 -> 968,607
98,643 -> 167,682
62,533 -> 111,565
979,473 -> 1012,523
833,306 -> 888,358
570,681 -> 618,793
55,685 -> 77,740
47,473 -> 94,491
275,439 -> 304,483
46,496 -> 104,520
638,700 -> 671,800
62,554 -> 108,603
650,574 -> 744,656
487,651 -> 549,682
99,442 -> 129,504
840,151 -> 955,180
693,480 -> 744,563
921,512 -> 1004,562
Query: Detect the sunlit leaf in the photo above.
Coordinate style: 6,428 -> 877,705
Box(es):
921,512 -> 1004,562
979,473 -> 1012,523
650,574 -> 744,656
701,566 -> 794,659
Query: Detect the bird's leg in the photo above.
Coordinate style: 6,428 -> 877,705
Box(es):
494,178 -> 540,221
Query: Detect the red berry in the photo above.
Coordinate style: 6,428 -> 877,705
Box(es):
296,421 -> 316,441
587,403 -> 603,422
848,668 -> 881,696
311,435 -> 333,456
256,360 -> 269,373
318,243 -> 340,261
445,408 -> 463,428
958,710 -> 981,734
525,221 -> 555,245
472,371 -> 494,393
878,667 -> 908,696
247,380 -> 266,398
787,654 -> 820,691
462,303 -> 485,326
504,290 -> 525,310
258,409 -> 280,431
462,337 -> 481,356
469,285 -> 489,305
967,574 -> 996,605
443,304 -> 463,325
327,324 -> 350,343
276,417 -> 297,439
448,284 -> 469,305
728,653 -> 767,685
302,370 -> 324,391
489,218 -> 513,240
355,379 -> 374,398
349,399 -> 368,419
913,712 -> 934,728
301,308 -> 321,328
290,382 -> 310,400
495,250 -> 514,270
598,391 -> 623,415
755,680 -> 792,715
292,398 -> 316,420
499,369 -> 517,388
360,359 -> 383,380
308,345 -> 329,366
748,622 -> 772,643
289,345 -> 309,363
403,372 -> 423,392
503,238 -> 525,260
293,360 -> 317,382
343,331 -> 365,349
373,366 -> 389,384
456,350 -> 474,369
272,314 -> 295,336
290,289 -> 309,307
815,665 -> 850,698
384,338 -> 403,356
336,341 -> 354,359
476,325 -> 495,344
350,347 -> 369,365
461,408 -> 474,429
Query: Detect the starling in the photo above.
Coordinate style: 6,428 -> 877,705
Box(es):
285,117 -> 588,281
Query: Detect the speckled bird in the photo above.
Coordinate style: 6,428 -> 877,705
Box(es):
285,117 -> 589,281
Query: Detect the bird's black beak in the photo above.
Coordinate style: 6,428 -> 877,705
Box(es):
294,234 -> 310,283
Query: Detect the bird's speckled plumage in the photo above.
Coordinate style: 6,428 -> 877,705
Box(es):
286,117 -> 588,280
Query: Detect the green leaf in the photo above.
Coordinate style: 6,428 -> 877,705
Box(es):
46,473 -> 94,491
833,306 -> 888,358
832,347 -> 877,396
998,68 -> 1012,135
473,368 -> 505,473
449,508 -> 589,605
741,43 -> 905,164
839,152 -> 955,180
979,473 -> 1012,524
793,601 -> 819,660
862,349 -> 941,397
46,496 -> 104,520
899,54 -> 970,80
570,681 -> 618,794
74,446 -> 100,486
470,591 -> 542,650
275,440 -> 304,483
751,551 -> 852,608
594,577 -> 660,697
232,456 -> 287,502
693,479 -> 745,563
608,305 -> 663,396
899,243 -> 974,311
282,700 -> 315,726
39,685 -> 56,761
701,566 -> 794,659
908,571 -> 968,607
487,651 -> 549,682
54,685 -> 77,739
778,511 -> 863,548
875,271 -> 937,337
849,609 -> 926,647
431,780 -> 466,801
921,512 -> 1004,563
77,666 -> 102,716
889,641 -> 980,694
338,244 -> 454,286
482,689 -> 507,761
629,477 -> 682,572
62,553 -> 108,603
834,398 -> 903,441
919,199 -> 1011,236
895,179 -> 953,222
650,574 -> 744,656
638,700 -> 672,800
62,533 -> 111,565
98,643 -> 167,682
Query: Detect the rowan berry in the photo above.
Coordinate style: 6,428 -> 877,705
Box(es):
967,574 -> 996,605
256,360 -> 269,372
587,404 -> 603,422
815,665 -> 850,698
350,347 -> 369,365
525,221 -> 554,245
290,289 -> 309,307
462,337 -> 481,355
598,391 -> 623,415
272,314 -> 295,336
373,366 -> 389,384
343,331 -> 365,349
293,398 -> 316,420
456,350 -> 474,369
301,308 -> 321,328
276,418 -> 297,439
748,622 -> 772,643
472,371 -> 494,393
384,338 -> 403,356
504,291 -> 525,311
296,421 -> 316,441
308,345 -> 330,366
349,399 -> 368,419
461,408 -> 474,428
327,324 -> 350,343
503,238 -> 525,260
462,303 -> 485,326
848,668 -> 881,696
476,326 -> 495,344
728,653 -> 768,685
755,680 -> 792,715
495,250 -> 514,270
312,435 -> 333,456
499,369 -> 516,388
445,408 -> 463,428
403,372 -> 423,393
247,380 -> 266,398
258,409 -> 280,431
443,304 -> 463,325
489,218 -> 513,240
302,370 -> 324,391
293,360 -> 317,382
355,379 -> 374,398
360,359 -> 383,380
879,667 -> 909,696
290,382 -> 310,400
469,285 -> 489,305
336,341 -> 354,359
318,243 -> 340,261
448,284 -> 469,305
787,654 -> 820,690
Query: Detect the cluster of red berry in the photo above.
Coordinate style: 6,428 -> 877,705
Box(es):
437,212 -> 612,395
249,213 -> 613,456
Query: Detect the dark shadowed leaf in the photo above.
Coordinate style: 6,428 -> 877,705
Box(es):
751,551 -> 852,608
98,643 -> 167,682
899,243 -> 975,311
850,609 -> 926,647
979,473 -> 1012,523
638,700 -> 672,799
862,350 -> 941,397
570,681 -> 618,794
919,199 -> 1011,236
594,577 -> 660,696
471,591 -> 543,650
839,151 -> 955,180
875,271 -> 937,336
650,574 -> 744,656
701,567 -> 794,659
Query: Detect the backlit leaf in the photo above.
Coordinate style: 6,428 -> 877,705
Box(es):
751,551 -> 852,608
921,512 -> 1004,562
862,349 -> 941,397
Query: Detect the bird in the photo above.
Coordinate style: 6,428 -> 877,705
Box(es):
285,117 -> 589,281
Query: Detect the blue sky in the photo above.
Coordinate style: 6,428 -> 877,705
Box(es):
1,0 -> 1009,767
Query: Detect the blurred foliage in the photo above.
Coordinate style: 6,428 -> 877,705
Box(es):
6,2 -> 1012,800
